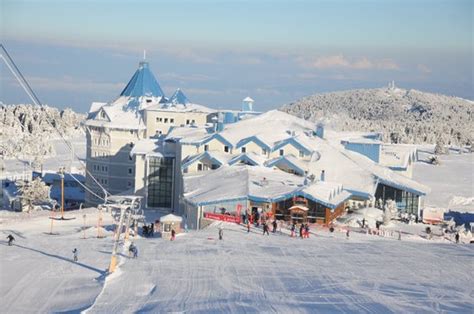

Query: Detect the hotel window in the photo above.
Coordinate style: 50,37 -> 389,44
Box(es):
241,147 -> 246,153
197,163 -> 203,171
164,118 -> 168,123
127,181 -> 132,187
128,168 -> 133,175
224,146 -> 229,153
147,157 -> 174,208
299,150 -> 305,158
279,149 -> 284,156
262,148 -> 267,155
192,119 -> 195,123
204,144 -> 209,151
186,119 -> 190,125
170,118 -> 174,123
156,117 -> 160,122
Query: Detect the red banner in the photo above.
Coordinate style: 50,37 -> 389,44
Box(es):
204,212 -> 241,224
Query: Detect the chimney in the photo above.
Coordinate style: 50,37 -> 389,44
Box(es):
315,123 -> 324,139
320,170 -> 325,182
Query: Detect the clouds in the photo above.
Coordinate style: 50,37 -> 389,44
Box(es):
298,54 -> 400,71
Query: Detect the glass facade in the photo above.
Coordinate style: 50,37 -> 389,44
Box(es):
375,183 -> 419,215
147,157 -> 174,208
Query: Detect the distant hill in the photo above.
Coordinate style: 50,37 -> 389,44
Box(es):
0,103 -> 85,159
280,86 -> 473,146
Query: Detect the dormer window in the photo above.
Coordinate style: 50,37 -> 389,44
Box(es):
100,110 -> 106,119
279,149 -> 284,156
299,150 -> 305,158
224,146 -> 230,153
204,144 -> 209,151
262,148 -> 267,155
241,147 -> 246,153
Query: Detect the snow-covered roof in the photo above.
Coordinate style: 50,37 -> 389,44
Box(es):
166,126 -> 213,144
130,138 -> 176,157
120,61 -> 165,98
300,181 -> 352,208
243,96 -> 254,102
168,88 -> 190,105
181,151 -> 232,169
160,213 -> 183,222
184,165 -> 352,208
184,165 -> 305,206
228,152 -> 266,166
380,144 -> 417,169
41,172 -> 85,184
147,102 -> 215,113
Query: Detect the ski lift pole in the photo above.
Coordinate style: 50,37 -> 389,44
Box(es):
57,167 -> 65,219
108,205 -> 127,273
82,214 -> 87,239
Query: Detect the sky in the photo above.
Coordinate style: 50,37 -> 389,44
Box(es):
1,0 -> 472,113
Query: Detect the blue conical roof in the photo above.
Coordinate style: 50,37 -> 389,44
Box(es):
120,61 -> 165,98
169,88 -> 190,104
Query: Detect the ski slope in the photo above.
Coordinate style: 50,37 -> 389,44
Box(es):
1,210 -> 473,313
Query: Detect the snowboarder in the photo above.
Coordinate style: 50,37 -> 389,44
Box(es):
171,229 -> 176,241
346,229 -> 350,239
6,234 -> 15,246
290,223 -> 296,237
218,227 -> 223,240
72,248 -> 78,262
272,220 -> 277,233
455,232 -> 460,244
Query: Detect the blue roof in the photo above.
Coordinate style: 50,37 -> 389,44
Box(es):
169,88 -> 190,104
120,61 -> 165,98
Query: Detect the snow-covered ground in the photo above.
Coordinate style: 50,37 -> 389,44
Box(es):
1,209 -> 473,313
413,149 -> 473,212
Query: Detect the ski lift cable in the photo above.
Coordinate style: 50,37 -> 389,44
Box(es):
8,152 -> 107,202
1,44 -> 111,201
1,45 -> 108,199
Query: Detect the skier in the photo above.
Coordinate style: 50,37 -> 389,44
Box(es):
398,230 -> 402,240
6,234 -> 15,246
133,245 -> 138,258
272,220 -> 277,233
290,223 -> 296,237
305,224 -> 310,238
263,223 -> 269,236
247,221 -> 250,233
72,248 -> 78,262
346,229 -> 350,239
299,224 -> 304,238
218,227 -> 223,240
362,218 -> 366,228
171,229 -> 176,241
455,232 -> 460,244
128,243 -> 135,257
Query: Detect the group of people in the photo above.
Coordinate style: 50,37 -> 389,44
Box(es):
142,223 -> 155,237
290,223 -> 310,238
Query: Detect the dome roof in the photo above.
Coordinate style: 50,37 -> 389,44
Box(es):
120,61 -> 165,98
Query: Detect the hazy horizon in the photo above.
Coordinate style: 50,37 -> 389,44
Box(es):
1,0 -> 472,113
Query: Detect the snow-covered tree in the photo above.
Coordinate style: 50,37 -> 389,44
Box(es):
383,199 -> 397,225
18,178 -> 51,211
